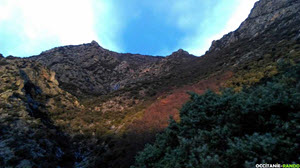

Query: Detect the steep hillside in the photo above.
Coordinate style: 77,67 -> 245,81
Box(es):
119,0 -> 300,151
1,0 -> 300,167
0,57 -> 80,167
132,62 -> 300,168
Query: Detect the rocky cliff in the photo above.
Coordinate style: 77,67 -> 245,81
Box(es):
0,57 -> 81,167
29,41 -> 199,97
209,0 -> 300,52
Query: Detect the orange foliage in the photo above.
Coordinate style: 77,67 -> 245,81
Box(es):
128,71 -> 233,133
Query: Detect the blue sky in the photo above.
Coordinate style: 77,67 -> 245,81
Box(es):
0,0 -> 257,57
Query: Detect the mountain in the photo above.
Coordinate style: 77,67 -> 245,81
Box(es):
29,41 -> 162,96
29,41 -> 198,98
1,0 -> 300,167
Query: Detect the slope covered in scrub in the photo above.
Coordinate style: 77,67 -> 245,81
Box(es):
132,62 -> 300,168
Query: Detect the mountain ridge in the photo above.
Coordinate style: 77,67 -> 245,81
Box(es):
28,40 -> 199,97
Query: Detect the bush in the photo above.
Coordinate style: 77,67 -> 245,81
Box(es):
131,63 -> 300,168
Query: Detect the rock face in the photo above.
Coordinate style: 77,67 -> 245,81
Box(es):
29,42 -> 198,97
30,41 -> 124,96
0,58 -> 80,167
208,0 -> 300,52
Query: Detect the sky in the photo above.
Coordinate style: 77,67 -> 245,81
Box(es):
0,0 -> 258,57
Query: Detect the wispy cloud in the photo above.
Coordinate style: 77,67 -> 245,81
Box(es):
0,0 -> 258,57
172,0 -> 258,56
0,0 -> 123,56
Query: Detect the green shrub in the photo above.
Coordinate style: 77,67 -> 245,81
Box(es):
132,63 -> 300,168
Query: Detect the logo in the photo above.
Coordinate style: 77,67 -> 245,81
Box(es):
256,164 -> 300,168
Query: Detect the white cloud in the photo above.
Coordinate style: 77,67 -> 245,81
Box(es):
0,0 -> 123,56
0,0 -> 258,57
207,0 -> 259,43
0,1 -> 14,21
92,0 -> 125,52
173,0 -> 258,56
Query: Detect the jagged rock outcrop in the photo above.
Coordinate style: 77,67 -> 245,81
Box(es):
29,41 -> 124,96
209,0 -> 300,52
169,49 -> 191,58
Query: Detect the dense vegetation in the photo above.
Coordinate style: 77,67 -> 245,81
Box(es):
132,62 -> 300,168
